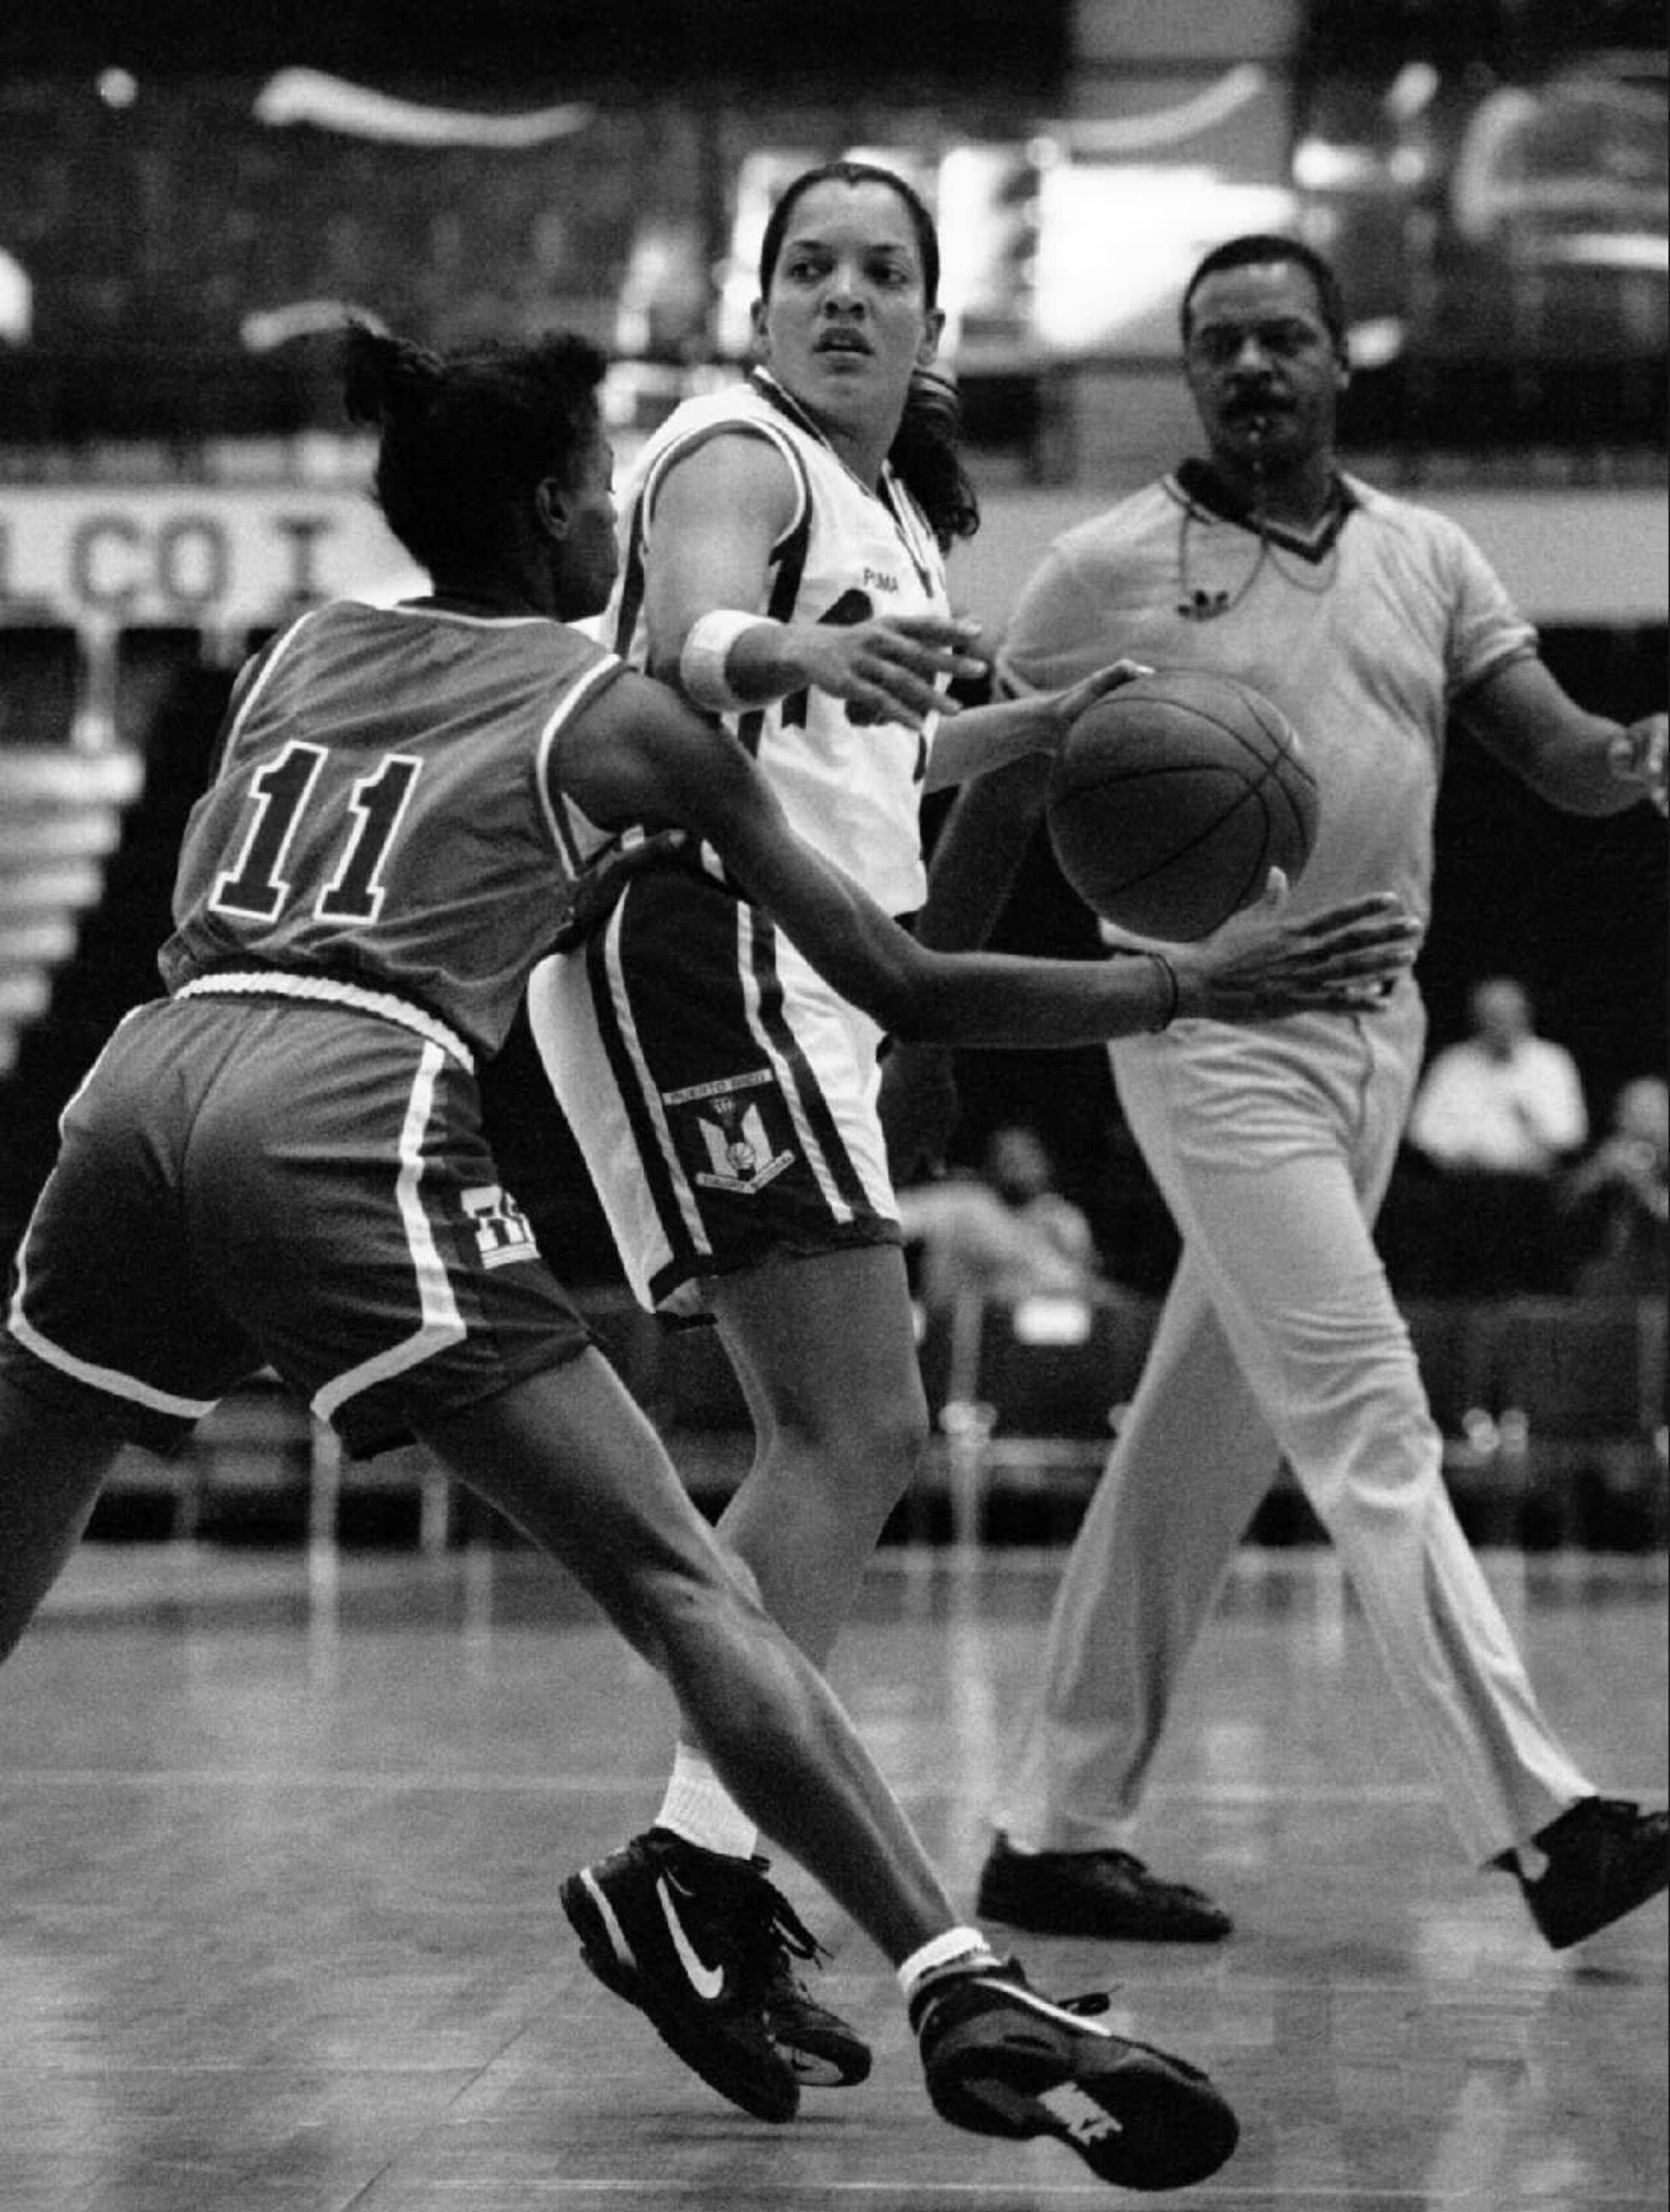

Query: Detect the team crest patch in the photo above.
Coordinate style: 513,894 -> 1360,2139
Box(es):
461,1185 -> 539,1268
662,1070 -> 797,1196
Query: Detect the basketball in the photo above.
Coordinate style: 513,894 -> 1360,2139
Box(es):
1045,668 -> 1319,941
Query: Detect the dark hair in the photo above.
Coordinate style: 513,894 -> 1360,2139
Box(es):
1179,234 -> 1348,355
757,160 -> 977,549
342,321 -> 607,573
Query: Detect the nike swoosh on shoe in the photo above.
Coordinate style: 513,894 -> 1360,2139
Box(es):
656,1873 -> 727,2000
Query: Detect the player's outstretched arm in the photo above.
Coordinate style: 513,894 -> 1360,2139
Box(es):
557,680 -> 1420,1046
642,435 -> 986,731
922,658 -> 1151,791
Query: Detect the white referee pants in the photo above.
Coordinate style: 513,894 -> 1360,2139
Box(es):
995,990 -> 1592,1868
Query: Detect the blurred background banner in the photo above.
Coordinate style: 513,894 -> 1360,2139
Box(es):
0,486 -> 423,633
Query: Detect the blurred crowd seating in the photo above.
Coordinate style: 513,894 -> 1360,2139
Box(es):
1,613 -> 1664,1285
71,1284 -> 1667,1558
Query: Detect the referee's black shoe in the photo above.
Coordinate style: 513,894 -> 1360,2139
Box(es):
978,1834 -> 1233,1942
911,1958 -> 1239,2190
1498,1797 -> 1670,1950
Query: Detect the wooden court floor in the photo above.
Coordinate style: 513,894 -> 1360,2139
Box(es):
3,1539 -> 1665,2212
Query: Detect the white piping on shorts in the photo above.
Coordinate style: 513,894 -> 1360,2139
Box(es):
173,971 -> 474,1072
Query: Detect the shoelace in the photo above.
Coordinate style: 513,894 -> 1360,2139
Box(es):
693,1853 -> 831,1977
749,1865 -> 832,1971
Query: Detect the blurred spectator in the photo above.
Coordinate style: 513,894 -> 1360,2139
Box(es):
613,216 -> 713,364
0,248 -> 31,344
1406,976 -> 1588,1294
898,1121 -> 1104,1309
1409,977 -> 1588,1175
1560,1074 -> 1669,1298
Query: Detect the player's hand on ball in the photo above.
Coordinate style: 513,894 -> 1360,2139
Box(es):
1040,659 -> 1154,751
1172,873 -> 1423,1022
1607,712 -> 1667,816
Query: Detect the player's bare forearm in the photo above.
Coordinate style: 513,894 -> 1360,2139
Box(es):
924,696 -> 1053,789
922,658 -> 1151,792
566,677 -> 1419,1049
913,754 -> 1054,952
729,825 -> 1421,1048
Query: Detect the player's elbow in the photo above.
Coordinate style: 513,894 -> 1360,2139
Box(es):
879,962 -> 967,1044
827,945 -> 934,1041
849,969 -> 924,1039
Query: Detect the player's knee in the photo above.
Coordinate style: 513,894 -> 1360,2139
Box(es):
772,1387 -> 929,1480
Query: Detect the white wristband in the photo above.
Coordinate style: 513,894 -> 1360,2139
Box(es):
679,609 -> 778,714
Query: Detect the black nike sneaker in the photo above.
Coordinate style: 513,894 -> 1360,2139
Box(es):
562,1827 -> 801,2121
561,1826 -> 871,2119
911,1958 -> 1239,2191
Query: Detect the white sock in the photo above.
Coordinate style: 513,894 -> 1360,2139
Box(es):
654,1744 -> 759,1860
897,1926 -> 998,2005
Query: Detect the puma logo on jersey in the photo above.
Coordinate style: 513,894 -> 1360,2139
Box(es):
654,1874 -> 726,2000
1039,2082 -> 1125,2142
862,565 -> 900,595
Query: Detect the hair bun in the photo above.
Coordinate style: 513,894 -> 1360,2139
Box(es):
342,320 -> 442,427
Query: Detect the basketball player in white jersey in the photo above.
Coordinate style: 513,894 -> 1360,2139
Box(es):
883,234 -> 1669,1957
523,157 -> 1241,2091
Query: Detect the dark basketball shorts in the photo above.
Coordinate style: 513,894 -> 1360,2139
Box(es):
524,864 -> 903,1318
1,992 -> 592,1459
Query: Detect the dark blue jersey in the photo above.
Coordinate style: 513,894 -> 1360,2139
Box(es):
160,599 -> 624,1055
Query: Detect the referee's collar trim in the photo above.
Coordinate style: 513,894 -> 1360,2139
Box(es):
1171,458 -> 1358,564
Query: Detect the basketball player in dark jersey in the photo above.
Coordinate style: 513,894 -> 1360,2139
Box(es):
0,321 -> 1416,2183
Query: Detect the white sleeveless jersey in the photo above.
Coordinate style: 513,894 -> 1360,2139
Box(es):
604,369 -> 951,917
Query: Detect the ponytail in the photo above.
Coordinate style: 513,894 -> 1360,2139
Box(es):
889,364 -> 979,549
337,319 -> 607,576
342,319 -> 442,431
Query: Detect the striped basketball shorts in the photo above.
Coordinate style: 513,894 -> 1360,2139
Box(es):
525,865 -> 903,1316
1,992 -> 592,1459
